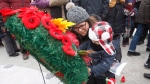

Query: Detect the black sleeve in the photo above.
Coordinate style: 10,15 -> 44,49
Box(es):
72,0 -> 81,6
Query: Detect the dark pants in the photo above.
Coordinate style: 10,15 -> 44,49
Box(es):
87,77 -> 106,84
2,32 -> 18,55
20,45 -> 27,54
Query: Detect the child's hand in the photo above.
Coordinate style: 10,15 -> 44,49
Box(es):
88,68 -> 91,75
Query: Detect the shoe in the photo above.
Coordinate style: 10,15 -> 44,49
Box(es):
127,51 -> 141,56
137,40 -> 144,45
146,48 -> 150,52
15,49 -> 20,52
23,54 -> 29,60
9,53 -> 19,57
144,73 -> 150,79
144,58 -> 150,69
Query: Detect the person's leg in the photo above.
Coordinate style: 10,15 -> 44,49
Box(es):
96,79 -> 107,84
9,33 -> 20,52
20,45 -> 29,60
2,32 -> 19,56
127,23 -> 144,56
146,24 -> 150,51
137,27 -> 148,45
144,53 -> 150,69
87,76 -> 96,84
113,36 -> 122,62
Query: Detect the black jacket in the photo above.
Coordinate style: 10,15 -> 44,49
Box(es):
72,0 -> 109,19
107,3 -> 125,35
78,40 -> 116,79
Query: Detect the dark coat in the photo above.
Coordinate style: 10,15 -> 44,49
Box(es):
72,0 -> 109,19
135,0 -> 150,24
78,40 -> 115,79
107,3 -> 125,35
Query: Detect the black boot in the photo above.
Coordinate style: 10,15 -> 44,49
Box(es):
144,58 -> 150,69
122,38 -> 126,47
144,73 -> 150,79
127,51 -> 141,56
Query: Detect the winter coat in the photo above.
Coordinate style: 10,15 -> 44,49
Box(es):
107,3 -> 125,35
0,14 -> 4,38
78,40 -> 116,79
72,0 -> 109,19
0,0 -> 30,9
135,0 -> 150,24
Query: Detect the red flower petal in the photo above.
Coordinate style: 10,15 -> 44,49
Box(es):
121,76 -> 125,83
55,72 -> 64,78
107,78 -> 116,84
4,10 -> 17,16
41,18 -> 52,30
62,45 -> 76,56
17,13 -> 26,18
37,11 -> 51,20
49,29 -> 64,40
66,31 -> 77,39
62,35 -> 72,46
23,15 -> 40,29
40,58 -> 45,63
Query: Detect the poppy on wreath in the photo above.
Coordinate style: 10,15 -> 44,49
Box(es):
23,15 -> 40,29
55,72 -> 64,78
62,35 -> 72,47
62,45 -> 76,56
41,18 -> 52,30
49,28 -> 64,40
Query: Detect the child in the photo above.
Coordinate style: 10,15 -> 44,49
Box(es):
78,21 -> 116,84
122,1 -> 137,47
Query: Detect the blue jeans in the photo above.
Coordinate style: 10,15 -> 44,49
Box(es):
129,23 -> 146,52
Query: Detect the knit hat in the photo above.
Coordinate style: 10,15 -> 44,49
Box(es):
66,2 -> 89,25
89,21 -> 116,55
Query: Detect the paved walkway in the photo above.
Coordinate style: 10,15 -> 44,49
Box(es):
0,39 -> 150,84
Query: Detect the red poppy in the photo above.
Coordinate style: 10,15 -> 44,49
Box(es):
23,15 -> 40,29
1,9 -> 13,17
66,31 -> 77,39
55,72 -> 64,78
17,7 -> 28,12
40,58 -> 45,63
17,13 -> 26,18
3,10 -> 17,17
66,31 -> 79,47
107,78 -> 116,84
72,39 -> 79,48
62,35 -> 72,47
41,18 -> 52,30
121,76 -> 125,83
49,29 -> 64,40
62,45 -> 76,56
37,11 -> 51,20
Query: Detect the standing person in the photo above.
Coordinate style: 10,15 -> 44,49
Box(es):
0,0 -> 31,58
72,0 -> 109,21
78,22 -> 116,84
127,0 -> 150,56
107,0 -> 125,62
122,0 -> 137,47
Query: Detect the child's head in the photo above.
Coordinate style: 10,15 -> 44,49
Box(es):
88,21 -> 116,55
